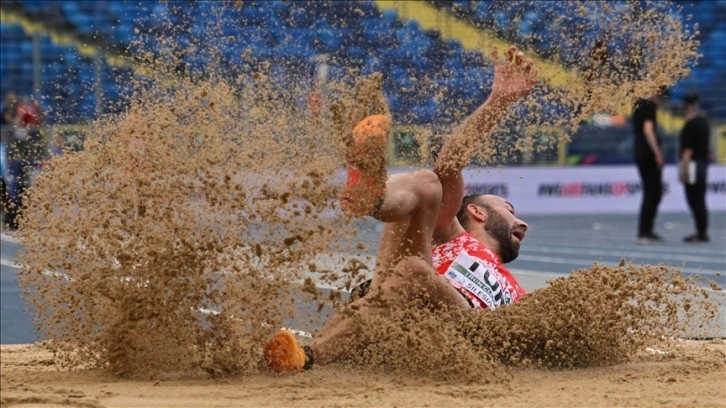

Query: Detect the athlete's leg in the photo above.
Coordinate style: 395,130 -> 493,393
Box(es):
311,164 -> 473,365
311,255 -> 470,365
265,129 -> 466,372
341,166 -> 450,296
264,168 -> 467,372
265,70 -> 441,371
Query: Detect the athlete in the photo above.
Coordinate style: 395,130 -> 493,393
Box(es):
264,46 -> 537,373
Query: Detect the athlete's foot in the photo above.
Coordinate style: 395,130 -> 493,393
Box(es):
341,114 -> 391,217
263,330 -> 309,374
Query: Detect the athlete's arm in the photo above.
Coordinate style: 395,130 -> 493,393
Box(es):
433,46 -> 537,240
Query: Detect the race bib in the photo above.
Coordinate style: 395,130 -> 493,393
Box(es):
444,251 -> 513,310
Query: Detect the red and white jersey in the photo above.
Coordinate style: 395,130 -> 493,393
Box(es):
432,232 -> 525,310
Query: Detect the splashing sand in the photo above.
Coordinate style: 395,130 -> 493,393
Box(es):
10,0 -> 718,388
318,262 -> 720,381
16,65 -> 360,378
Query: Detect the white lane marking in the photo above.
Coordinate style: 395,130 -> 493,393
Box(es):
515,254 -> 725,276
1,258 -> 20,270
1,259 -> 70,280
0,232 -> 19,244
511,269 -> 568,279
524,238 -> 724,255
523,245 -> 726,264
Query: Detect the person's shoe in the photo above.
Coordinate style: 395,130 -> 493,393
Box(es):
348,278 -> 373,304
263,330 -> 311,374
637,232 -> 665,245
341,114 -> 391,217
683,234 -> 709,243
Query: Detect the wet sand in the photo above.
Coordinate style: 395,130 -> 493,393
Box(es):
2,340 -> 724,408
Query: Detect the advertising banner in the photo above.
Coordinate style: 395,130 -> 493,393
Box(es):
460,165 -> 726,215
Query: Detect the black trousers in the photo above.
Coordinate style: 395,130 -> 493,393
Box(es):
636,158 -> 663,236
684,179 -> 708,237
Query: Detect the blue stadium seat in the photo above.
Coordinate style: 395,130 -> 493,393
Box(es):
19,40 -> 33,56
461,50 -> 485,67
22,0 -> 46,12
384,90 -> 401,114
381,8 -> 397,23
287,6 -> 315,28
406,36 -> 431,56
60,3 -> 79,19
474,2 -> 492,24
443,56 -> 463,73
314,28 -> 345,53
240,4 -> 269,26
363,18 -> 395,47
345,46 -> 368,63
327,64 -> 347,82
8,0 -> 722,124
451,0 -> 473,13
411,100 -> 437,125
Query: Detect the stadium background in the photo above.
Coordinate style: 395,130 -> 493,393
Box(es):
1,0 -> 725,344
1,0 -> 725,162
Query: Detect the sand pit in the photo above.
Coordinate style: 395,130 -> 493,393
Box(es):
1,340 -> 725,408
4,1 -> 721,407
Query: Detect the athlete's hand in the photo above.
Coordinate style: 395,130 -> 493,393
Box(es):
490,46 -> 538,106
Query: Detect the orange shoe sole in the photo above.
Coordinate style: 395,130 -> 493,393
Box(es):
263,330 -> 306,374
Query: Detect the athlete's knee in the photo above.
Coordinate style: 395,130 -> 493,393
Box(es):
414,169 -> 441,191
374,256 -> 431,292
394,256 -> 460,308
350,257 -> 431,304
411,170 -> 441,210
393,256 -> 431,278
393,256 -> 442,295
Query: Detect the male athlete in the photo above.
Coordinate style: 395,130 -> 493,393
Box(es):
264,46 -> 537,373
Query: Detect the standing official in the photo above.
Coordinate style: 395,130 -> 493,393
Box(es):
632,88 -> 667,244
679,93 -> 710,243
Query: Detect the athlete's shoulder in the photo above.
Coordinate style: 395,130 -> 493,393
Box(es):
457,233 -> 499,263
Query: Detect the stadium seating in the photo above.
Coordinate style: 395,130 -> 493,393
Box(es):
430,0 -> 726,121
1,0 -> 499,125
1,0 -> 724,128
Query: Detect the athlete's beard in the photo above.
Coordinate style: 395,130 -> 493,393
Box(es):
484,209 -> 520,263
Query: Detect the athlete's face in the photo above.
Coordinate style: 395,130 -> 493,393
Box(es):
480,196 -> 528,263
